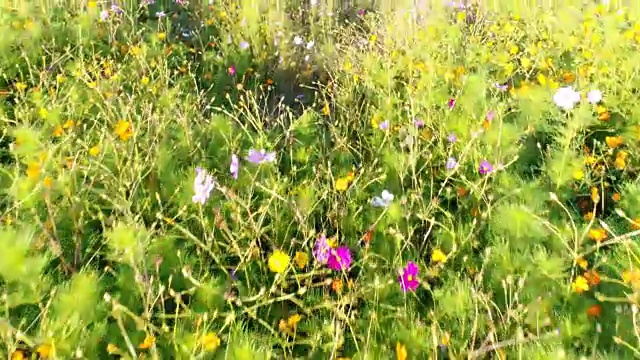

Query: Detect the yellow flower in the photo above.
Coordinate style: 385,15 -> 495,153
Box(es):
139,335 -> 155,349
106,343 -> 120,354
322,101 -> 330,115
615,155 -> 626,170
585,156 -> 597,165
335,177 -> 350,192
605,136 -> 623,149
53,125 -> 64,137
157,32 -> 166,41
520,57 -> 532,69
293,251 -> 309,270
11,350 -> 26,360
15,82 -> 27,91
268,250 -> 290,273
201,332 -> 221,352
572,169 -> 584,180
27,161 -> 41,180
588,228 -> 607,243
279,314 -> 302,334
572,275 -> 590,293
590,187 -> 600,203
622,270 -> 640,287
43,176 -> 53,189
537,73 -> 547,86
39,108 -> 49,119
141,76 -> 150,85
36,344 -> 52,358
396,342 -> 408,360
576,257 -> 588,270
89,145 -> 100,157
431,249 -> 447,264
114,120 -> 133,141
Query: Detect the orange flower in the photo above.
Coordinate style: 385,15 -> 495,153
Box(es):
632,217 -> 640,230
612,192 -> 621,202
457,186 -> 468,197
588,228 -> 607,243
584,270 -> 601,286
562,71 -> 575,83
331,278 -> 344,293
605,136 -> 623,149
587,304 -> 602,317
598,111 -> 611,121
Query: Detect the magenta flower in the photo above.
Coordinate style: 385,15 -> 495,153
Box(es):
246,149 -> 276,164
230,154 -> 239,179
448,98 -> 456,110
327,246 -> 352,271
413,118 -> 425,128
399,261 -> 419,292
228,66 -> 236,76
478,159 -> 494,175
313,234 -> 331,264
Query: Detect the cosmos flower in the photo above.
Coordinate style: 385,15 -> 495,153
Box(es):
399,261 -> 419,292
246,149 -> 276,164
587,90 -> 602,104
371,190 -> 394,207
192,167 -> 216,205
478,159 -> 493,175
327,246 -> 352,271
230,154 -> 239,179
553,86 -> 581,110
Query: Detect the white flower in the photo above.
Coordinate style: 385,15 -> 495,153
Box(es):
371,190 -> 394,207
553,86 -> 581,110
306,40 -> 315,49
293,35 -> 303,45
587,89 -> 602,104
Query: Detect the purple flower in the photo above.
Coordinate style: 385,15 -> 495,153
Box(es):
327,246 -> 352,271
228,66 -> 236,76
413,118 -> 425,128
246,149 -> 276,164
230,154 -> 239,179
447,133 -> 457,143
478,159 -> 494,175
446,157 -> 458,170
156,11 -> 166,18
399,261 -> 419,292
358,9 -> 366,16
192,167 -> 216,205
239,41 -> 250,50
99,10 -> 109,21
313,234 -> 331,264
448,98 -> 456,110
379,120 -> 389,130
495,83 -> 508,91
486,110 -> 496,122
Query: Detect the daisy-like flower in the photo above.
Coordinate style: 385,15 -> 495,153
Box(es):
192,167 -> 216,205
587,89 -> 602,104
399,261 -> 419,292
293,35 -> 304,45
327,246 -> 352,271
478,159 -> 494,175
553,86 -> 581,110
371,190 -> 394,207
246,149 -> 276,164
230,154 -> 239,179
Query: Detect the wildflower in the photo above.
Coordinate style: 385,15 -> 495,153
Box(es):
294,251 -> 309,269
268,250 -> 290,273
478,159 -> 493,175
622,269 -> 640,287
36,344 -> 52,358
587,90 -> 602,104
447,133 -> 457,143
114,120 -> 133,141
483,110 -> 496,129
553,86 -> 581,110
293,35 -> 303,45
572,275 -> 590,293
396,342 -> 408,360
230,154 -> 239,179
584,270 -> 601,286
591,187 -> 600,203
588,228 -> 607,243
106,344 -> 120,354
246,149 -> 276,164
100,10 -> 109,21
89,145 -> 100,157
11,350 -> 26,360
576,257 -> 588,269
399,261 -> 419,292
562,71 -> 576,83
26,161 -> 41,180
371,190 -> 394,207
239,41 -> 249,50
633,217 -> 640,230
494,82 -> 508,91
379,120 -> 390,130
139,335 -> 155,349
279,314 -> 302,334
192,167 -> 216,205
587,304 -> 602,317
615,152 -> 627,170
201,332 -> 221,351
228,66 -> 236,76
313,235 -> 333,264
573,169 -> 585,180
431,249 -> 447,264
413,118 -> 425,128
306,41 -> 315,49
446,157 -> 458,170
448,98 -> 456,110
612,192 -> 621,202
605,136 -> 623,149
331,278 -> 344,293
327,246 -> 352,271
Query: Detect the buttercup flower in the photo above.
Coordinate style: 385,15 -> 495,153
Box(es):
327,246 -> 352,271
587,89 -> 602,104
371,190 -> 394,207
431,249 -> 447,263
553,86 -> 581,110
201,333 -> 221,352
572,275 -> 589,293
478,159 -> 493,175
247,149 -> 276,164
294,251 -> 309,269
230,154 -> 239,179
192,167 -> 216,205
268,250 -> 290,273
399,261 -> 419,292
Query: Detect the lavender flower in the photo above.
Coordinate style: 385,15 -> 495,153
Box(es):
587,90 -> 602,104
313,235 -> 331,264
230,154 -> 239,179
478,159 -> 494,175
446,157 -> 458,170
379,120 -> 390,130
192,167 -> 216,205
494,83 -> 508,91
372,190 -> 394,207
413,118 -> 425,128
246,149 -> 276,164
239,41 -> 250,50
447,133 -> 457,143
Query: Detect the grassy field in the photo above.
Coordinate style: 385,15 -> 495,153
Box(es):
2,0 -> 640,359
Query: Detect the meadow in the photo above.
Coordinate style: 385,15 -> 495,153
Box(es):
2,0 -> 640,359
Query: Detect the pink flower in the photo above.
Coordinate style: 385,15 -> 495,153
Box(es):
228,66 -> 236,76
399,261 -> 419,292
327,246 -> 352,271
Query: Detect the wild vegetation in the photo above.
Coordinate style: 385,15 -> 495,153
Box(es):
2,0 -> 640,359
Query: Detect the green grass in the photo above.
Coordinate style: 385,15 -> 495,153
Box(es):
2,0 -> 640,359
